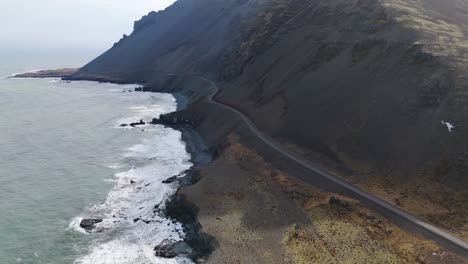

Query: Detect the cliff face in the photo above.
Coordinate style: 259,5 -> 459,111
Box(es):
76,0 -> 468,231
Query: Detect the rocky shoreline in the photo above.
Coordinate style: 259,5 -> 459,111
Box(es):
14,71 -> 218,261
85,87 -> 217,262
159,125 -> 217,262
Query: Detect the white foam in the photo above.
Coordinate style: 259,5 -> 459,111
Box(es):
116,103 -> 176,127
68,217 -> 88,234
77,241 -> 192,264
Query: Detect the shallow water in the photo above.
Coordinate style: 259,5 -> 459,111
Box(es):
0,55 -> 192,263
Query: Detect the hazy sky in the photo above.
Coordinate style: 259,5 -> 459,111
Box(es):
0,0 -> 176,52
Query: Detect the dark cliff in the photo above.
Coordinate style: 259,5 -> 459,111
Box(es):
75,0 -> 468,235
77,0 -> 267,81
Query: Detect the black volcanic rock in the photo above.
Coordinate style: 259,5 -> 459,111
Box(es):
162,176 -> 178,184
80,218 -> 103,231
134,11 -> 160,33
154,239 -> 193,258
151,114 -> 193,126
130,119 -> 145,127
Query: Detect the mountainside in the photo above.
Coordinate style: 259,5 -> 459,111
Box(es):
78,0 -> 267,81
75,0 -> 468,238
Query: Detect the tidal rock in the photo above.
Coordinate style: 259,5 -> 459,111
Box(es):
154,239 -> 193,258
151,115 -> 192,126
162,176 -> 178,184
130,180 -> 136,184
80,218 -> 103,231
130,119 -> 146,127
134,218 -> 151,224
120,124 -> 128,127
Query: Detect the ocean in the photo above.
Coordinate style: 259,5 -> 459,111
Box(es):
0,52 -> 193,264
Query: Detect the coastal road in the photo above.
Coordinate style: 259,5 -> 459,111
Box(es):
189,76 -> 468,257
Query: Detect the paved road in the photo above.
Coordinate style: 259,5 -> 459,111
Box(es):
191,76 -> 468,257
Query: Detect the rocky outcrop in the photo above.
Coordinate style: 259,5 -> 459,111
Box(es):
165,193 -> 216,262
134,11 -> 161,33
80,218 -> 103,231
130,119 -> 146,127
120,119 -> 146,127
154,239 -> 193,258
151,114 -> 196,127
162,176 -> 178,184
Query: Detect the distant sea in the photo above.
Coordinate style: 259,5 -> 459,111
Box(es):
0,51 -> 193,264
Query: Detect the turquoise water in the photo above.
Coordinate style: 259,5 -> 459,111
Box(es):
0,53 -> 192,263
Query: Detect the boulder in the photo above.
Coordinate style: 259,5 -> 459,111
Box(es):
80,218 -> 103,231
154,239 -> 193,258
130,119 -> 146,127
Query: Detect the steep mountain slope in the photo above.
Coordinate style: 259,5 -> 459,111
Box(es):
78,0 -> 268,81
75,0 -> 468,237
221,0 -> 468,183
216,0 -> 468,237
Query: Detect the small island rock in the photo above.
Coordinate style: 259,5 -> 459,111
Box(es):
80,218 -> 103,231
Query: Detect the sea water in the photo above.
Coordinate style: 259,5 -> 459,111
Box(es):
0,52 -> 193,263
